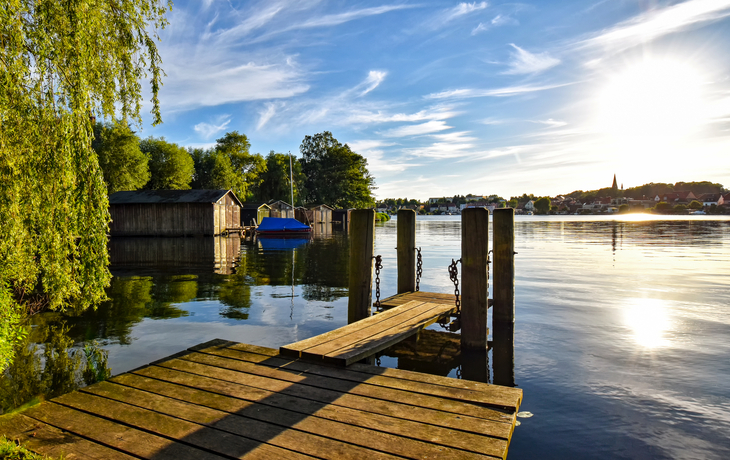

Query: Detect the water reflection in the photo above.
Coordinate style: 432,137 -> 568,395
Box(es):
624,298 -> 671,349
0,323 -> 110,415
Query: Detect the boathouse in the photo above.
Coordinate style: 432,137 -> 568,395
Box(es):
310,204 -> 334,225
109,189 -> 242,237
268,200 -> 295,219
240,202 -> 270,227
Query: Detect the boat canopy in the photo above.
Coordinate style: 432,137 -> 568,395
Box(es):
256,217 -> 311,232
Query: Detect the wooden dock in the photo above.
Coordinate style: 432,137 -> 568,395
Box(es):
1,339 -> 522,460
281,298 -> 456,366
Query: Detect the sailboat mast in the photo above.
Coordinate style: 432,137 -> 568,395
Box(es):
289,151 -> 294,208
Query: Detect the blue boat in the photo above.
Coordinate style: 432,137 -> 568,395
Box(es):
256,217 -> 312,237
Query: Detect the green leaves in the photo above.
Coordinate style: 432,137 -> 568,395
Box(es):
299,132 -> 375,209
141,137 -> 195,190
0,0 -> 169,371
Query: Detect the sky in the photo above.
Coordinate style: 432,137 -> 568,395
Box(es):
138,0 -> 730,200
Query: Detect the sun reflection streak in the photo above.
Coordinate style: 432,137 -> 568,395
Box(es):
624,298 -> 671,349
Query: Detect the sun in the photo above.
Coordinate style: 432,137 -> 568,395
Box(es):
596,58 -> 707,148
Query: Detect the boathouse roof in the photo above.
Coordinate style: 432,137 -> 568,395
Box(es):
109,189 -> 242,206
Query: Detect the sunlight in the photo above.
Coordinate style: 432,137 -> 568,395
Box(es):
623,298 -> 671,349
596,58 -> 708,166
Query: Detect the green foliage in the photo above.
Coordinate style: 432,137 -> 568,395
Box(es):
618,204 -> 630,213
0,323 -> 111,415
252,151 -> 304,204
653,201 -> 672,213
141,137 -> 195,190
92,121 -> 149,193
534,197 -> 551,214
0,436 -> 54,459
0,0 -> 168,369
299,132 -> 375,208
688,200 -> 703,210
191,132 -> 265,199
376,212 -> 390,222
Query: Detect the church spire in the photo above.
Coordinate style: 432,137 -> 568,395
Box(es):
612,174 -> 618,192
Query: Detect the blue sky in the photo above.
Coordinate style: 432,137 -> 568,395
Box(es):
140,0 -> 730,200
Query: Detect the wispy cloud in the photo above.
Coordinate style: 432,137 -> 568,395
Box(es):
580,0 -> 730,52
426,1 -> 488,29
534,118 -> 568,128
355,71 -> 387,96
298,5 -> 417,28
404,131 -> 477,159
194,115 -> 231,139
503,44 -> 560,74
380,120 -> 452,137
256,102 -> 280,130
426,82 -> 573,100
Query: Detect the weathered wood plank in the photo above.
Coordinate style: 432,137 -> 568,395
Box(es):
113,370 -> 513,441
281,300 -> 429,358
193,344 -> 522,411
82,381 -> 392,460
0,413 -> 136,460
321,303 -> 456,366
22,401 -> 225,459
119,368 -> 504,459
300,301 -> 453,363
160,354 -> 517,420
53,391 -> 308,460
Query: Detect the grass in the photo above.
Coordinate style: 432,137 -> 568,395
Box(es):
0,436 -> 57,459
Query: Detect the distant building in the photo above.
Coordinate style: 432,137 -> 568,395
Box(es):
241,202 -> 270,227
268,200 -> 295,219
109,189 -> 242,237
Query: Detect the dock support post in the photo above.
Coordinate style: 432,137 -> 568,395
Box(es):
348,209 -> 375,324
397,210 -> 416,293
461,207 -> 489,349
492,208 -> 515,386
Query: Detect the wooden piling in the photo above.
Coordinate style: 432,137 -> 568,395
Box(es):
348,209 -> 375,324
397,210 -> 416,293
460,207 -> 489,349
492,208 -> 515,325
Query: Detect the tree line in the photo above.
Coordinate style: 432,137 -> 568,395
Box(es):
93,123 -> 375,209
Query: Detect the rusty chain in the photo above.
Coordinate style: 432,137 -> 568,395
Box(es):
415,247 -> 423,291
448,258 -> 461,313
373,255 -> 383,311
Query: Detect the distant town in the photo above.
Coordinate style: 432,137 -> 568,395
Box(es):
376,177 -> 729,216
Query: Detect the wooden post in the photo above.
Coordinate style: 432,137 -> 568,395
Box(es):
397,209 -> 416,293
348,209 -> 375,324
461,207 -> 489,349
492,208 -> 515,325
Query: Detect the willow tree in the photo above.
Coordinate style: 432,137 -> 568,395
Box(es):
0,0 -> 170,369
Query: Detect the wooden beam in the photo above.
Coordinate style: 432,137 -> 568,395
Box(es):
397,210 -> 416,293
347,209 -> 375,323
461,207 -> 489,349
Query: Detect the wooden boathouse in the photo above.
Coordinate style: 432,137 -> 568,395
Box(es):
109,189 -> 242,237
240,202 -> 270,227
267,200 -> 295,219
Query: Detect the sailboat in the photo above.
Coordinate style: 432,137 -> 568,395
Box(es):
256,151 -> 312,237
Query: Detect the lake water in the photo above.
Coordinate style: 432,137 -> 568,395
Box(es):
4,215 -> 730,459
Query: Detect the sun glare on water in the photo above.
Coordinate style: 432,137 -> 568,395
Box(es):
623,298 -> 672,349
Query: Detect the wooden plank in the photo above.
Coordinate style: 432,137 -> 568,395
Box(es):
22,401 -> 225,460
300,301 -> 453,363
321,303 -> 456,366
162,354 -> 518,419
53,390 -> 311,460
281,300 -> 430,358
0,413 -> 136,460
193,343 -> 522,411
397,209 -> 416,293
113,370 -> 513,441
120,367 -> 503,459
82,381 -> 393,460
